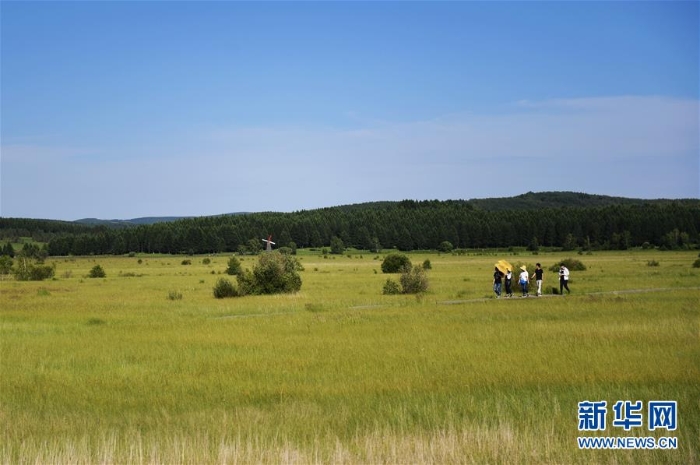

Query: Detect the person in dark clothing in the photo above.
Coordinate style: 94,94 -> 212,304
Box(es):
531,263 -> 544,296
493,267 -> 504,298
504,268 -> 513,298
559,265 -> 571,294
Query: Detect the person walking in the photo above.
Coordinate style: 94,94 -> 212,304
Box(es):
504,268 -> 513,298
493,267 -> 504,298
518,266 -> 529,297
531,263 -> 544,296
559,265 -> 570,295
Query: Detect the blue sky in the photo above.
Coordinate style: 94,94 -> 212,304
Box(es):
1,1 -> 698,220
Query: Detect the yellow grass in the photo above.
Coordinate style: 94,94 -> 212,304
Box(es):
1,250 -> 699,463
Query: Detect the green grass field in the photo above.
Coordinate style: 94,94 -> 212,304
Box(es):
1,250 -> 699,463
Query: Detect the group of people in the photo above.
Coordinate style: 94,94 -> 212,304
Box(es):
492,263 -> 570,298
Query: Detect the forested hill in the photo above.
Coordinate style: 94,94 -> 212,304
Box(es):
74,212 -> 249,228
1,192 -> 698,255
466,191 -> 697,211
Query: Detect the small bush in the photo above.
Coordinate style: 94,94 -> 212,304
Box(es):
400,265 -> 429,294
213,278 -> 238,298
202,258 -> 211,265
382,279 -> 401,295
438,241 -> 453,253
548,258 -> 586,272
181,259 -> 191,265
647,260 -> 660,267
230,253 -> 303,297
422,259 -> 432,270
12,258 -> 55,281
251,253 -> 302,294
381,253 -> 412,273
0,256 -> 13,274
226,256 -> 242,275
88,265 -> 106,278
692,259 -> 700,269
167,290 -> 183,300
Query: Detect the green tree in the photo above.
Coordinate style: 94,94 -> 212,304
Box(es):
0,256 -> 14,274
88,264 -> 106,278
235,252 -> 303,296
381,253 -> 412,273
330,236 -> 345,255
226,256 -> 242,275
527,236 -> 540,252
438,241 -> 454,253
13,256 -> 55,281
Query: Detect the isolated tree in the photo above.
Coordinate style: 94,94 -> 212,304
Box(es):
381,253 -> 412,273
438,241 -> 454,253
330,236 -> 345,255
226,256 -> 242,275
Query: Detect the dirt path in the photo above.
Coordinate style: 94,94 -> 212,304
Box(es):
212,286 -> 699,319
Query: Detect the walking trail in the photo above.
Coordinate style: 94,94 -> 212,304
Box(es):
213,286 -> 700,319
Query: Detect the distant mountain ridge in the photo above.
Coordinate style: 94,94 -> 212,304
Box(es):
465,191 -> 697,211
74,213 -> 249,228
69,192 -> 699,227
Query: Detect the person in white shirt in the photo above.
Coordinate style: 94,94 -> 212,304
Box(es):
559,265 -> 570,294
518,266 -> 529,297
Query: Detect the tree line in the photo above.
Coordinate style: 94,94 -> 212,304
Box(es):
28,200 -> 699,256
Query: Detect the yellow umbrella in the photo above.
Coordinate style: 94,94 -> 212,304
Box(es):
495,259 -> 513,274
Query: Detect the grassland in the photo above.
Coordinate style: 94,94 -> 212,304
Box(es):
1,250 -> 699,464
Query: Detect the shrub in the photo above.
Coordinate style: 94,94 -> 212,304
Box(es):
647,260 -> 660,267
226,256 -> 242,275
231,253 -> 303,297
692,259 -> 700,269
202,258 -> 211,265
422,259 -> 432,270
235,269 -> 256,296
167,290 -> 183,300
88,265 -> 106,278
548,258 -> 586,272
400,265 -> 429,294
250,253 -> 302,294
0,256 -> 13,275
213,278 -> 238,298
381,253 -> 412,273
12,257 -> 55,281
181,259 -> 191,265
330,236 -> 345,255
438,241 -> 453,253
382,279 -> 401,295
